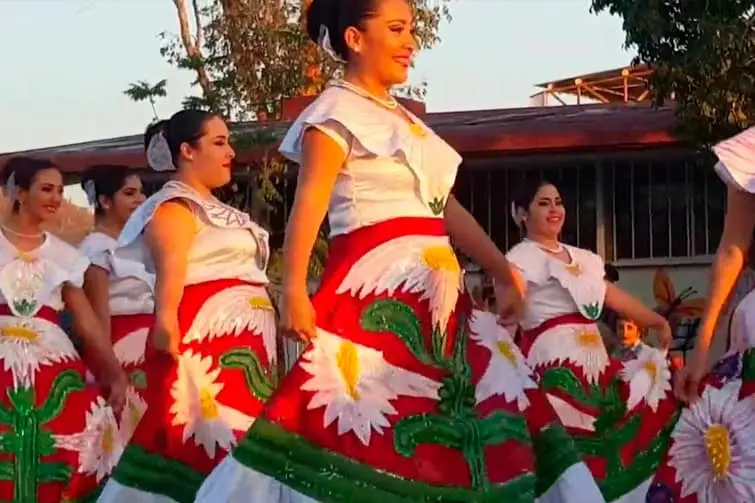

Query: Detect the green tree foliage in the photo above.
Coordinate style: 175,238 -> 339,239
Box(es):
123,79 -> 168,119
590,0 -> 755,145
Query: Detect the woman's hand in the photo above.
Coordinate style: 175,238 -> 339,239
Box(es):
674,345 -> 708,404
99,367 -> 128,414
657,320 -> 673,351
280,286 -> 317,342
493,268 -> 525,327
150,314 -> 181,358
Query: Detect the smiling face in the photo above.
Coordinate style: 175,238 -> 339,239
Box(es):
524,183 -> 565,241
345,0 -> 418,86
17,168 -> 64,224
179,116 -> 235,189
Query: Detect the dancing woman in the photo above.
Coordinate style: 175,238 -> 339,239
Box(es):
197,0 -> 604,501
0,157 -> 126,502
97,110 -> 277,502
78,166 -> 150,441
648,128 -> 755,502
499,179 -> 678,502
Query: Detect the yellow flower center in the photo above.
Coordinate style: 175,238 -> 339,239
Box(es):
643,361 -> 658,381
199,388 -> 219,419
704,424 -> 732,479
421,246 -> 460,274
496,340 -> 518,366
17,253 -> 36,263
249,296 -> 273,310
577,329 -> 602,348
101,424 -> 115,454
409,123 -> 427,138
335,341 -> 361,400
1,326 -> 38,342
565,263 -> 582,277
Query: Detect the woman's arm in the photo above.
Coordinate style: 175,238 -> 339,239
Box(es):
144,201 -> 195,327
282,128 -> 345,292
604,284 -> 671,347
444,194 -> 516,286
83,265 -> 111,336
696,186 -> 755,355
63,284 -> 126,409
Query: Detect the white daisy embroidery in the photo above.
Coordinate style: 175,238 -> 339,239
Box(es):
170,350 -> 254,459
55,397 -> 123,482
525,323 -> 609,385
619,344 -> 672,412
112,327 -> 149,366
301,329 -> 440,446
0,315 -> 78,388
669,380 -> 755,502
119,386 -> 148,444
336,235 -> 462,334
182,285 -> 277,364
469,310 -> 537,411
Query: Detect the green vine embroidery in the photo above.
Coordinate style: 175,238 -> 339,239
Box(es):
219,348 -> 276,400
0,370 -> 84,503
540,366 -> 679,500
429,197 -> 446,216
360,299 -> 530,491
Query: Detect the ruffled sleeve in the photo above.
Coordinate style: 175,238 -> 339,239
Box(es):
713,126 -> 755,193
44,235 -> 90,289
78,232 -> 116,272
278,86 -> 462,208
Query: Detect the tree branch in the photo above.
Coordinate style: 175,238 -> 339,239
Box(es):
173,0 -> 214,102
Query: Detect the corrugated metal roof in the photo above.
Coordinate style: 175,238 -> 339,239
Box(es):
0,103 -> 679,172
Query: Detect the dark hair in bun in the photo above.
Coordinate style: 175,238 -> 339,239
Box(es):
305,0 -> 379,61
1,156 -> 59,213
80,165 -> 133,215
143,109 -> 218,170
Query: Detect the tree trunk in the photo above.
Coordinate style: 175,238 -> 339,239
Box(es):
172,0 -> 214,102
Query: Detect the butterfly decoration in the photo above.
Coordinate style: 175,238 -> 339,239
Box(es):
653,267 -> 706,321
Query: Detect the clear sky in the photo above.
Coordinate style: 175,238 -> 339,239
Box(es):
0,0 -> 631,154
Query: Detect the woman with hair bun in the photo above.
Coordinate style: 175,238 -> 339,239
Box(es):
198,0 -> 603,501
76,166 -> 150,439
0,157 -> 126,502
503,178 -> 678,502
97,110 -> 277,502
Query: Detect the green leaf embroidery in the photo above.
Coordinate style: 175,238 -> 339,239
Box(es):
581,302 -> 601,320
360,299 -> 437,367
429,197 -> 446,216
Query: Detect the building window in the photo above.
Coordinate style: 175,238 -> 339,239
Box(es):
602,156 -> 725,262
454,163 -> 597,253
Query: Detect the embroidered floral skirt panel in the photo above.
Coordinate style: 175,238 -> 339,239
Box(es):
0,305 -> 118,503
648,349 -> 755,502
98,279 -> 277,503
518,313 -> 681,502
196,217 -> 604,503
73,312 -> 154,501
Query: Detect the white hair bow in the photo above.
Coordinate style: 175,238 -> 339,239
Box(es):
4,172 -> 17,201
510,201 -> 526,228
318,25 -> 346,64
146,131 -> 176,172
83,179 -> 97,207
